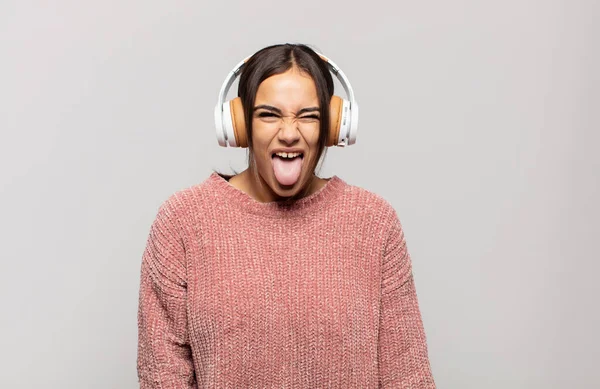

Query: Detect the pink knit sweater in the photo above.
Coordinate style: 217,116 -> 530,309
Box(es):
137,172 -> 436,388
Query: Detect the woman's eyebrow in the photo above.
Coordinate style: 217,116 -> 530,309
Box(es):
297,107 -> 320,115
254,105 -> 282,115
253,105 -> 320,115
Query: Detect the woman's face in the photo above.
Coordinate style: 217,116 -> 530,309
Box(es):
250,67 -> 321,200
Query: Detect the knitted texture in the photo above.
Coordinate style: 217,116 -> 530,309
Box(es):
137,172 -> 436,388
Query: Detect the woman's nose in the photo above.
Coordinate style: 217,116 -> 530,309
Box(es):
277,119 -> 301,142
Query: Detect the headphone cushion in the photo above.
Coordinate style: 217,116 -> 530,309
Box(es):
329,95 -> 343,147
229,97 -> 248,148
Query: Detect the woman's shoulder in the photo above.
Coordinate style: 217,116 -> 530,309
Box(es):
341,178 -> 397,214
152,173 -> 222,221
335,178 -> 404,243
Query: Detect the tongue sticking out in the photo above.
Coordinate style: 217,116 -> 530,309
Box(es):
272,155 -> 303,186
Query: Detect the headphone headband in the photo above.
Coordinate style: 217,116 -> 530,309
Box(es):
217,53 -> 356,109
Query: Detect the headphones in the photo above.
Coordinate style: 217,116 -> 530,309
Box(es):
214,52 -> 358,148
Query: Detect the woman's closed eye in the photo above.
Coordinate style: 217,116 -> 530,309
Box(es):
299,114 -> 320,121
258,112 -> 278,118
256,112 -> 319,121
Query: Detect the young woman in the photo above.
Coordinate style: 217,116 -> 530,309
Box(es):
137,43 -> 436,388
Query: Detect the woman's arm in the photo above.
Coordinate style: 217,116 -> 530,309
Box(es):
137,199 -> 196,388
378,210 -> 436,388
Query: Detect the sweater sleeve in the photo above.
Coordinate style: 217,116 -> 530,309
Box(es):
137,199 -> 196,388
378,210 -> 436,388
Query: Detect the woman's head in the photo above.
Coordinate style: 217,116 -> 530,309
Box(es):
237,43 -> 334,201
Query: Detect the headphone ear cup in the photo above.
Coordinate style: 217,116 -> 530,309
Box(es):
328,95 -> 343,147
229,97 -> 248,148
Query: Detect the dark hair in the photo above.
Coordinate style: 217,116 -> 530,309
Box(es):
214,43 -> 334,180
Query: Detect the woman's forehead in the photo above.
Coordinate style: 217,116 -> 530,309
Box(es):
255,71 -> 319,110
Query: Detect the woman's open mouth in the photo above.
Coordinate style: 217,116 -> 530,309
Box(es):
271,152 -> 304,186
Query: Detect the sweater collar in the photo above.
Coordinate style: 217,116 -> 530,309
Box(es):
209,172 -> 345,218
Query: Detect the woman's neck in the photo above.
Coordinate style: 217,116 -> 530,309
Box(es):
228,168 -> 328,204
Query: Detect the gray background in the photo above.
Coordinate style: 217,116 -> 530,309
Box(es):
1,1 -> 598,388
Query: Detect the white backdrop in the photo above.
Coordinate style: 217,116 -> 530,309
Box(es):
1,1 -> 598,387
